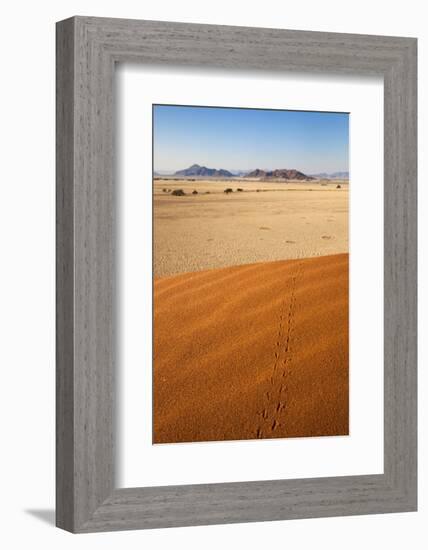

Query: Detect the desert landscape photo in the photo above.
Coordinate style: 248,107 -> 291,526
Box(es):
152,105 -> 349,444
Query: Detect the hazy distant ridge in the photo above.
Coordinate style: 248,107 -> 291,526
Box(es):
310,171 -> 349,179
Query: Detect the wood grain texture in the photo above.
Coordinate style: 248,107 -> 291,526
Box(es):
56,18 -> 75,532
56,16 -> 417,532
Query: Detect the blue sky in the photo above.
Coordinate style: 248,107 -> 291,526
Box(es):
153,105 -> 349,174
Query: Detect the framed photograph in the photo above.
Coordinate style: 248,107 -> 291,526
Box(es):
151,104 -> 350,445
56,16 -> 417,532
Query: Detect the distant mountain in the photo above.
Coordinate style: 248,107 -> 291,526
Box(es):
174,164 -> 234,178
310,171 -> 349,180
246,168 -> 269,178
245,168 -> 314,181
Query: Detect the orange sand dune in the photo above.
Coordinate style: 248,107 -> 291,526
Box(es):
153,253 -> 349,443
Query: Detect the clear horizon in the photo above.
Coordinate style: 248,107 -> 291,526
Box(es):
153,105 -> 349,174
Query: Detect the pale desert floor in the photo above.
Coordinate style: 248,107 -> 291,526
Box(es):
153,178 -> 349,443
153,253 -> 349,443
153,179 -> 348,277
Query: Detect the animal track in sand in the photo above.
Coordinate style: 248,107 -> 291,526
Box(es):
255,262 -> 303,439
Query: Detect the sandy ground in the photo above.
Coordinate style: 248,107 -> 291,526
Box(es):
153,253 -> 349,444
154,179 -> 348,277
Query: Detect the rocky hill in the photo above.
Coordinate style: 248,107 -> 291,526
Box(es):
245,168 -> 314,180
174,164 -> 234,178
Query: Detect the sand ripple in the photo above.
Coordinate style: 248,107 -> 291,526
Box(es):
153,253 -> 349,443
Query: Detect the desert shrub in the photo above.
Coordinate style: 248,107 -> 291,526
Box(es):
237,188 -> 243,192
224,188 -> 233,194
336,184 -> 341,189
171,189 -> 186,196
192,190 -> 198,195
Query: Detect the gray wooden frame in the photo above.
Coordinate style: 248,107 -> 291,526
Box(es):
56,16 -> 417,533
